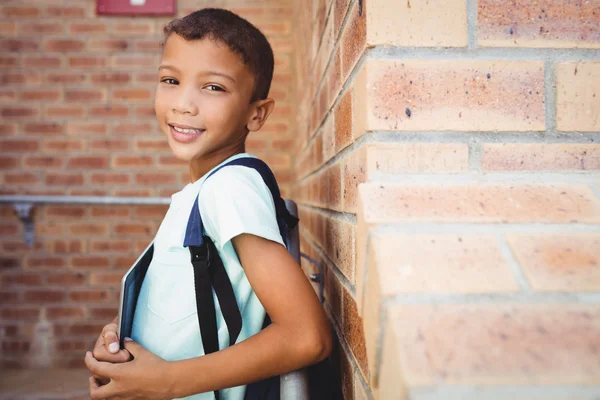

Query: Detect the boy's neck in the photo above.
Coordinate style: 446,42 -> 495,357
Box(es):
188,146 -> 246,183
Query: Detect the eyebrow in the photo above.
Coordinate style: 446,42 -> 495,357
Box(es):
158,64 -> 236,83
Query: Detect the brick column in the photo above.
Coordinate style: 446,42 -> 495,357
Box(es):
293,0 -> 600,399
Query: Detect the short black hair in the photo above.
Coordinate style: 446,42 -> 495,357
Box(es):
163,8 -> 274,102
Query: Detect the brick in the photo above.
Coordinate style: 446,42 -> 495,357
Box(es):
133,205 -> 169,219
382,304 -> 600,386
43,139 -> 85,152
0,257 -> 19,270
113,122 -> 156,135
113,155 -> 154,168
359,184 -> 600,223
45,6 -> 87,18
341,146 -> 367,213
0,123 -> 17,135
479,0 -> 600,48
69,22 -> 107,35
91,72 -> 130,85
1,272 -> 42,286
90,172 -> 130,185
45,106 -> 84,118
46,272 -> 87,286
373,232 -> 519,295
34,222 -> 65,237
135,106 -> 156,118
69,289 -> 109,303
90,207 -> 130,219
112,89 -> 153,102
0,39 -> 39,51
368,143 -> 469,174
135,172 -> 177,185
355,60 -> 545,133
44,72 -> 86,85
1,106 -> 39,118
69,223 -> 109,237
90,272 -> 124,286
89,106 -> 129,119
90,240 -> 131,253
23,156 -> 64,169
367,0 -> 467,47
68,322 -> 106,337
134,40 -> 162,53
24,290 -> 65,303
45,173 -> 84,186
158,155 -> 187,168
47,306 -> 85,320
112,21 -> 154,35
0,21 -> 16,35
47,239 -> 85,254
65,89 -> 106,102
88,39 -> 130,52
482,144 -> 600,171
323,216 -> 355,281
0,156 -> 18,169
45,206 -> 86,219
4,172 -> 40,185
0,89 -> 16,102
45,39 -> 85,52
2,340 -> 31,355
23,122 -> 64,136
89,307 -> 118,320
335,89 -> 353,153
0,72 -> 41,86
340,1 -> 366,80
342,289 -> 369,381
111,55 -> 157,69
0,55 -> 18,68
114,223 -> 155,236
556,62 -> 600,132
22,56 -> 61,69
66,155 -> 109,169
1,6 -> 41,18
20,89 -> 61,102
67,122 -> 107,136
68,56 -> 107,69
506,233 -> 600,292
22,22 -> 64,35
0,138 -> 39,152
134,72 -> 158,84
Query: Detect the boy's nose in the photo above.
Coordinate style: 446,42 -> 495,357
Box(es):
173,88 -> 199,115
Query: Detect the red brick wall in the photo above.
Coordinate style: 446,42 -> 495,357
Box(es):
0,0 -> 294,369
293,0 -> 600,399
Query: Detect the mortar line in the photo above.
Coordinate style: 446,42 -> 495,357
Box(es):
466,0 -> 478,49
388,292 -> 600,304
544,60 -> 557,132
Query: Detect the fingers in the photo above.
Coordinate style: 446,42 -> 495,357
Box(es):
122,337 -> 142,357
85,351 -> 113,379
102,322 -> 119,354
88,375 -> 113,400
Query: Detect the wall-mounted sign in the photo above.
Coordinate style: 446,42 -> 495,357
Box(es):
97,0 -> 176,16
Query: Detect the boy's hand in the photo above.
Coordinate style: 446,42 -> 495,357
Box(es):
89,319 -> 131,384
85,338 -> 173,400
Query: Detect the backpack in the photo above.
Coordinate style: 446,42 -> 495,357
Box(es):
183,157 -> 300,400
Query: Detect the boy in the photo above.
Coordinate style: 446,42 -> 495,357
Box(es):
84,8 -> 331,400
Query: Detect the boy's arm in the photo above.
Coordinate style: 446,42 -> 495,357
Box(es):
85,233 -> 331,399
166,232 -> 332,397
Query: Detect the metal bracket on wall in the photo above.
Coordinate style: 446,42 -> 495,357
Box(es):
13,202 -> 34,247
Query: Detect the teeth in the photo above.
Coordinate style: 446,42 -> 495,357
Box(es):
172,126 -> 202,134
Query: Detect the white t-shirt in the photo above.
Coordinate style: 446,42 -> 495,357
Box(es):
131,153 -> 285,400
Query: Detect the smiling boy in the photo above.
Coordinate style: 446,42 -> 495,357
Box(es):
84,8 -> 331,400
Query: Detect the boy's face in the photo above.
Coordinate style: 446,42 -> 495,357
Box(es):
155,34 -> 257,163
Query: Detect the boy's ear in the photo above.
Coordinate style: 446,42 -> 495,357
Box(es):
247,98 -> 275,132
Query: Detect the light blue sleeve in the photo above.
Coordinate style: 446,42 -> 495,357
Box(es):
198,166 -> 285,249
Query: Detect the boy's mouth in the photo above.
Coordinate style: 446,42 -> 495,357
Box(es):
168,123 -> 205,143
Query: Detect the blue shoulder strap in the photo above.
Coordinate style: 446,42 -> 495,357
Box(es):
183,157 -> 298,248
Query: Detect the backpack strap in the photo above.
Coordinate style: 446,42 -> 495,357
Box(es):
183,157 -> 295,399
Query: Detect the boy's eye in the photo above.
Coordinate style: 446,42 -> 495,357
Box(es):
205,85 -> 224,92
161,78 -> 179,85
